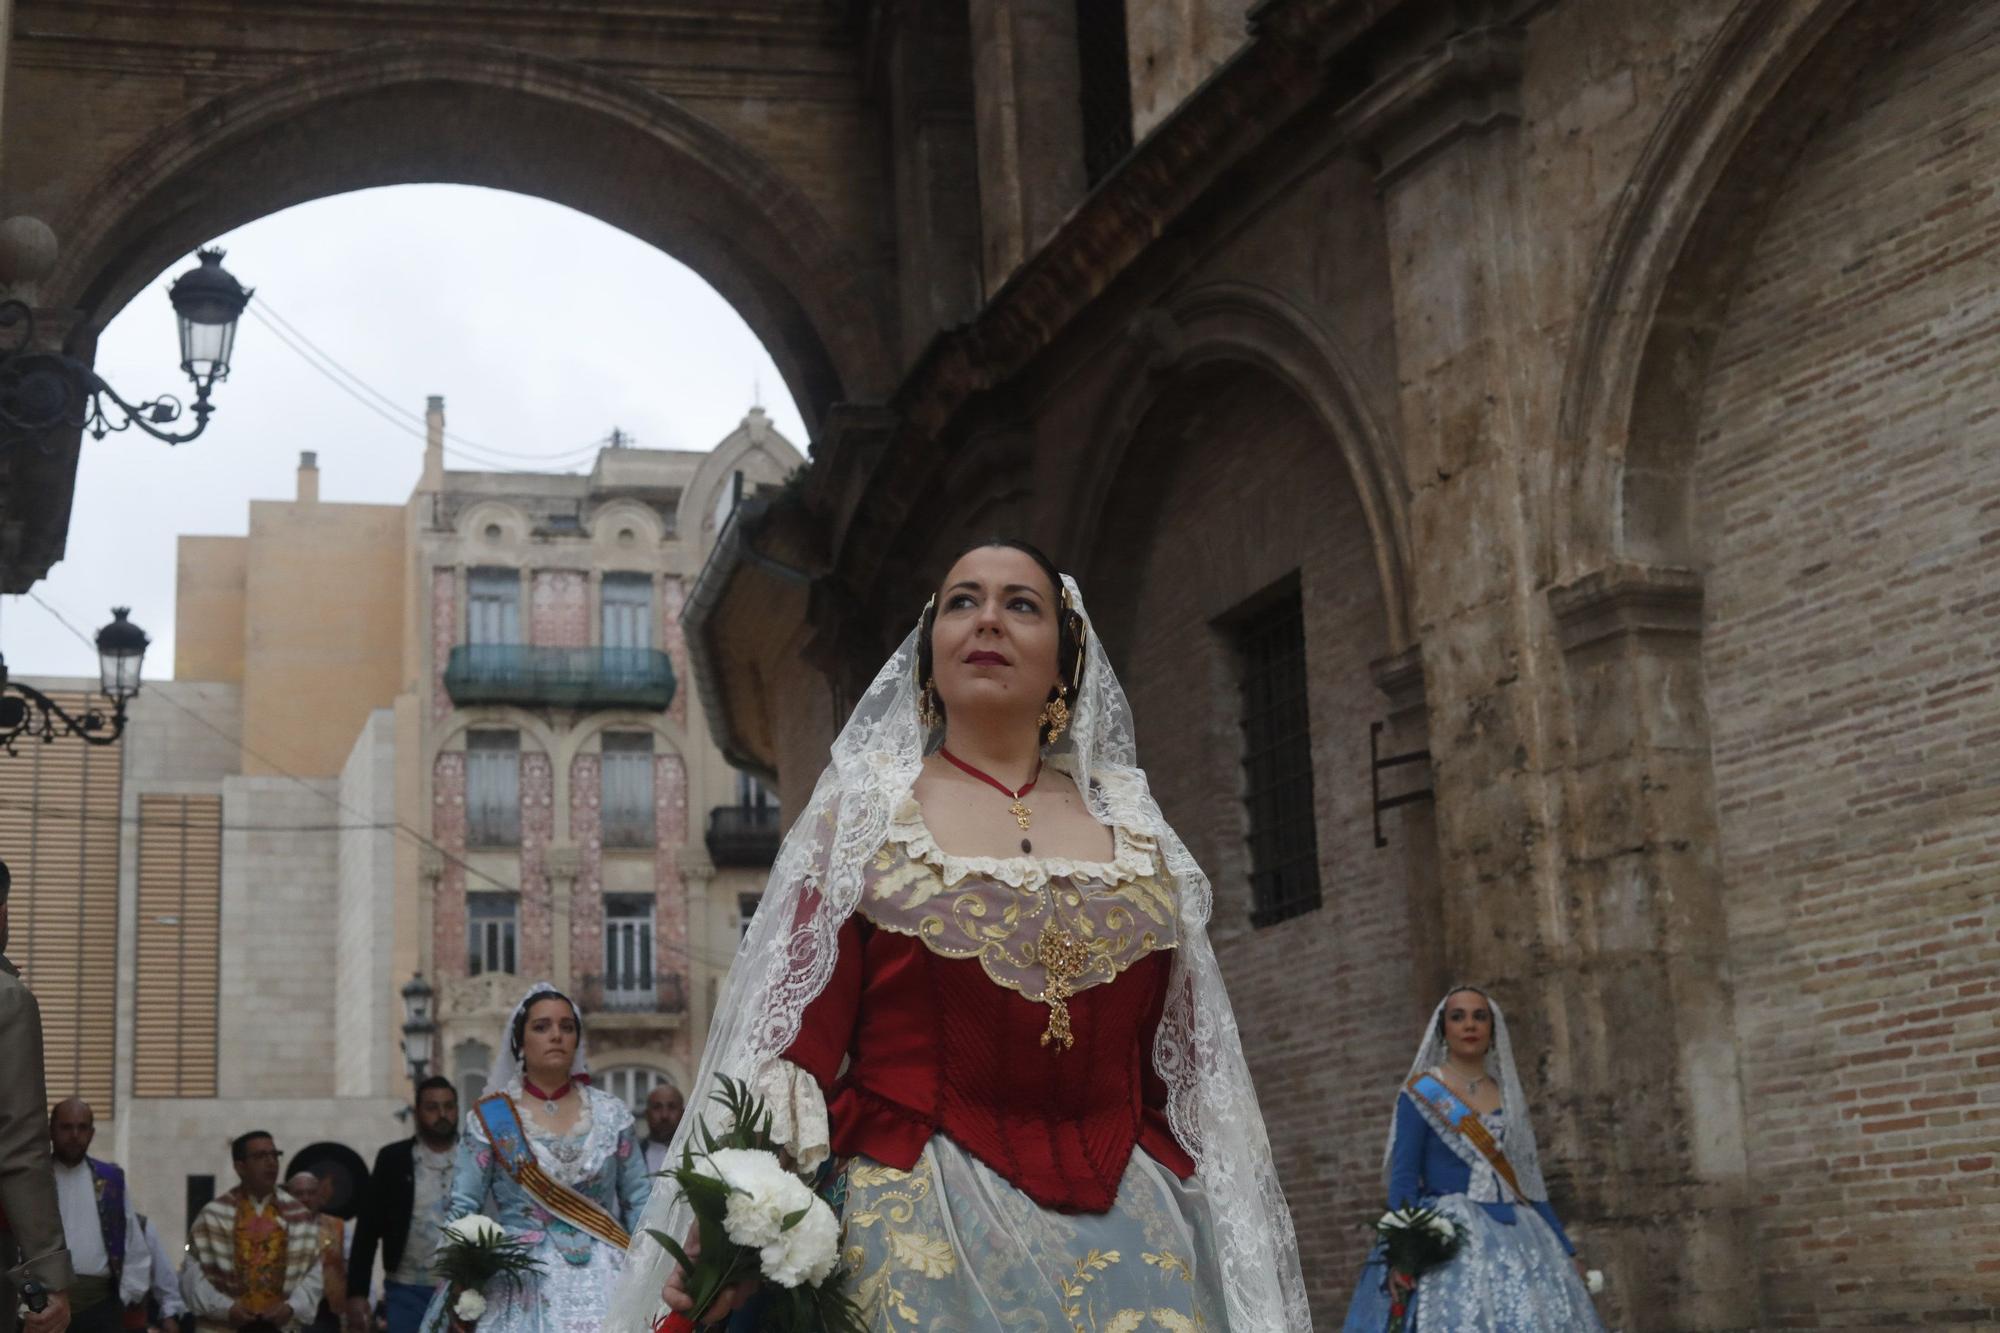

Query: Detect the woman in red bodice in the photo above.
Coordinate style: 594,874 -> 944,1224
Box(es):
613,541 -> 1308,1332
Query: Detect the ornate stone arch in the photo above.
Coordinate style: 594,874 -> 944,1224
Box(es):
1068,281 -> 1413,649
1551,0 -> 1939,577
41,40 -> 891,434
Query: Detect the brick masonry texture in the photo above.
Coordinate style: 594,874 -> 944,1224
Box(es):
652,753 -> 690,1010
518,751 -> 556,978
530,569 -> 589,648
432,752 -> 467,979
1088,374 -> 1417,1323
662,576 -> 689,725
570,752 -> 605,1005
431,568 -> 455,723
1696,6 -> 2000,1324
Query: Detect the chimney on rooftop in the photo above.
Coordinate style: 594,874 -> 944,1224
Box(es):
422,394 -> 445,489
297,450 -> 319,504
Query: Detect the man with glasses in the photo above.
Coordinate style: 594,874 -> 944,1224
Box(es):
179,1134 -> 322,1332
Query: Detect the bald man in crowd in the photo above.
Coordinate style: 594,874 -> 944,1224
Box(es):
0,859 -> 73,1333
47,1101 -> 147,1333
284,1173 -> 344,1333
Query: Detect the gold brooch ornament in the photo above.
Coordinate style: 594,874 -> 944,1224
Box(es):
1035,920 -> 1091,1050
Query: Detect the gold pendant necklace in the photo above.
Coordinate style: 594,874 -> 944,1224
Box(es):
939,747 -> 1042,840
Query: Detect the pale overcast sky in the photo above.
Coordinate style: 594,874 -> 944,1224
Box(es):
1,184 -> 807,680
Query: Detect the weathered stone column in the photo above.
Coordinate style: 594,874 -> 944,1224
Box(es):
545,844 -> 581,990
1347,8 -> 1755,1328
965,0 -> 1089,291
1547,564 -> 1757,1328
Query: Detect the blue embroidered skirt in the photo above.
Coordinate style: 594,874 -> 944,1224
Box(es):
1341,1194 -> 1606,1333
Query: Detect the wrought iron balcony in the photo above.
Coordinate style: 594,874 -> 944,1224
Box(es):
443,645 -> 675,711
706,804 -> 782,867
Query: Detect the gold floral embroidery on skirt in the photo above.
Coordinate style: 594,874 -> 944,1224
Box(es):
833,1139 -> 1226,1333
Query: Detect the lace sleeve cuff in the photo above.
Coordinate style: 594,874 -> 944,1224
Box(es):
753,1059 -> 831,1172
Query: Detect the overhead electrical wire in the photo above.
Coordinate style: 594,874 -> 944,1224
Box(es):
241,298 -> 613,473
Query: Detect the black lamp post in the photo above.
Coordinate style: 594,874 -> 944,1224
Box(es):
400,972 -> 438,1085
0,607 -> 149,754
0,247 -> 252,450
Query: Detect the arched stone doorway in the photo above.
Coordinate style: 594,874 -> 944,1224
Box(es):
1085,357 -> 1434,1320
3,33 -> 898,589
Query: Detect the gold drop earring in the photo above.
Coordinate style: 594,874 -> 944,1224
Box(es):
1038,684 -> 1070,744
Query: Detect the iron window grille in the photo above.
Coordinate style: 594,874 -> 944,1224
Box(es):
602,732 -> 656,848
1230,577 -> 1322,927
598,1064 -> 669,1115
466,730 -> 521,847
601,573 -> 653,651
603,894 -> 656,1009
467,568 -> 521,646
467,892 -> 518,976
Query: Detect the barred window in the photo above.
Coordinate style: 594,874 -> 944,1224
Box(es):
1075,0 -> 1134,186
1229,577 -> 1321,926
604,895 -> 655,1009
599,1064 -> 670,1115
467,893 -> 518,976
467,730 -> 521,846
602,733 -> 656,847
601,573 -> 652,651
468,568 -> 521,645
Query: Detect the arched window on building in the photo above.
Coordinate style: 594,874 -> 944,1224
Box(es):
598,1064 -> 672,1116
453,1039 -> 492,1111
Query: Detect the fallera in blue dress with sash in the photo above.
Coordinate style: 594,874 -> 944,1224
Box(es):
1342,1078 -> 1606,1333
422,1086 -> 652,1333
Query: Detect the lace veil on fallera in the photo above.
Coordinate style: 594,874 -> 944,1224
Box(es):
1386,988 -> 1551,1205
607,575 -> 1310,1330
487,980 -> 592,1100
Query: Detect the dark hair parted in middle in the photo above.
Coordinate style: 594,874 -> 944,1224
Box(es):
510,989 -> 582,1068
916,538 -> 1086,745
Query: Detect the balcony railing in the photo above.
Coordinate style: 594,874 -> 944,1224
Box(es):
444,645 -> 676,711
706,804 -> 782,867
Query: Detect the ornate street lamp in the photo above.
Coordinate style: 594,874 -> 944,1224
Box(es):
0,607 -> 149,754
400,972 -> 438,1085
0,248 -> 252,450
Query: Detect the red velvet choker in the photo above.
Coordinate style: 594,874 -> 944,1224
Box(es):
522,1077 -> 573,1109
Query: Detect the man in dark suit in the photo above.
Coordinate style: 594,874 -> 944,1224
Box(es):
0,859 -> 74,1333
345,1079 -> 456,1333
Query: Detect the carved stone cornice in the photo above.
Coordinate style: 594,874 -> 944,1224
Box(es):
1339,19 -> 1527,187
1370,644 -> 1429,715
1548,563 -> 1704,654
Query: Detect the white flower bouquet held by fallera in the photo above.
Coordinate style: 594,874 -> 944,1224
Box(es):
1373,1205 -> 1463,1333
647,1076 -> 866,1333
428,1214 -> 541,1331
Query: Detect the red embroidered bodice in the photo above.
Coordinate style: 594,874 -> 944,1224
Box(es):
779,805 -> 1193,1214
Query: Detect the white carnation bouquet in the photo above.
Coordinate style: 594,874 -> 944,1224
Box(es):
647,1076 -> 864,1333
1373,1204 -> 1463,1333
428,1213 -> 541,1331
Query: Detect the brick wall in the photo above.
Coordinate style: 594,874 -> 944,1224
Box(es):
1696,5 -> 2000,1323
661,576 -> 689,725
531,569 -> 589,647
433,752 -> 468,979
653,753 -> 690,1014
1087,368 -> 1417,1322
570,752 -> 605,1005
518,751 -> 556,978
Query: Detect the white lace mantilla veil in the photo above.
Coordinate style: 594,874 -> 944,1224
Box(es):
1382,989 -> 1550,1205
485,980 -> 593,1099
607,575 -> 1310,1330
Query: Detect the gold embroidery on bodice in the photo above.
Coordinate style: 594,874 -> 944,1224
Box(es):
860,804 -> 1181,1049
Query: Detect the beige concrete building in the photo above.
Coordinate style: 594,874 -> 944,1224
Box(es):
15,403 -> 800,1254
